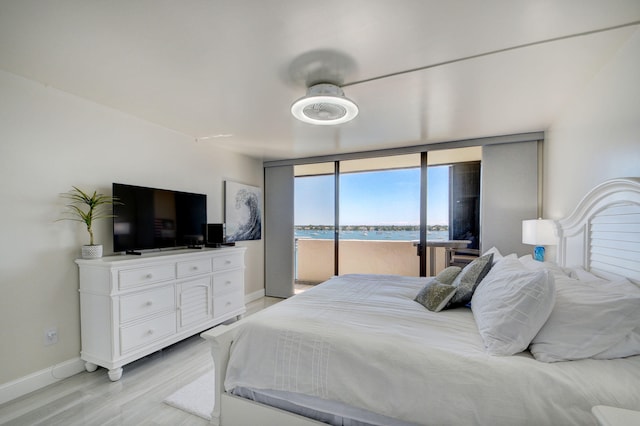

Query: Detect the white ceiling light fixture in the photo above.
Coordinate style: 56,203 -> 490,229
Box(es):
291,83 -> 359,125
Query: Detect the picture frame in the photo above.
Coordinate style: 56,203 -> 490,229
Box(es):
224,181 -> 262,242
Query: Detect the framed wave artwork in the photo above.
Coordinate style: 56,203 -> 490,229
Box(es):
224,181 -> 262,242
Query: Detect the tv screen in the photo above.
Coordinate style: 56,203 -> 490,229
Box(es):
113,183 -> 207,253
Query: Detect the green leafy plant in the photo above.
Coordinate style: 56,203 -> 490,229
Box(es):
58,186 -> 120,246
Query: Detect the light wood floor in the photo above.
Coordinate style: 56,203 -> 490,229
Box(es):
0,296 -> 282,426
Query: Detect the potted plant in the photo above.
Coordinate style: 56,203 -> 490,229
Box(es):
58,186 -> 120,259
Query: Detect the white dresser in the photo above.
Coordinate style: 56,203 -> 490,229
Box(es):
76,247 -> 246,381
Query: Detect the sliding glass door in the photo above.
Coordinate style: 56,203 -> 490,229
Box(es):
339,155 -> 421,276
422,148 -> 482,274
292,147 -> 482,283
294,162 -> 335,284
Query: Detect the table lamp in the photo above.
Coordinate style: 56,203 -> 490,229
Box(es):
522,219 -> 557,261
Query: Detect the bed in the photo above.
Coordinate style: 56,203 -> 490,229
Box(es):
202,177 -> 640,426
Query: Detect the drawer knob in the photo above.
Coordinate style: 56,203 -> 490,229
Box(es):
147,329 -> 154,335
191,266 -> 198,271
225,260 -> 231,265
145,273 -> 153,279
225,280 -> 231,285
146,301 -> 153,306
225,301 -> 231,306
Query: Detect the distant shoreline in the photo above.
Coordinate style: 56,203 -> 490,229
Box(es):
295,224 -> 448,232
295,227 -> 450,242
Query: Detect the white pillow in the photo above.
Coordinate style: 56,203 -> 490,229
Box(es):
593,326 -> 640,360
471,258 -> 556,356
482,247 -> 517,265
567,266 -> 609,284
530,277 -> 640,362
518,255 -> 570,279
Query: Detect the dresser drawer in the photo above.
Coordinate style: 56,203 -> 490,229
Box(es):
212,253 -> 242,271
177,258 -> 212,278
120,312 -> 176,355
212,269 -> 243,295
214,290 -> 244,318
119,264 -> 175,290
120,285 -> 175,323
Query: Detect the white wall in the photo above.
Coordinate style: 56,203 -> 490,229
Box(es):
544,29 -> 640,219
0,70 -> 264,386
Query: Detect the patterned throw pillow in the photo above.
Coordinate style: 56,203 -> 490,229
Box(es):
448,253 -> 494,307
414,280 -> 458,312
435,266 -> 462,284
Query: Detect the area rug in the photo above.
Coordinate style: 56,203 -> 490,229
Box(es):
164,370 -> 215,420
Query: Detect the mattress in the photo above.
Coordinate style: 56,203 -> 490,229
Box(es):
224,274 -> 640,425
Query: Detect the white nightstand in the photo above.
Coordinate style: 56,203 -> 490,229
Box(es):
592,405 -> 640,426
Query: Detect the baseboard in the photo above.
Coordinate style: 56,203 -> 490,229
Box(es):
245,288 -> 265,304
0,357 -> 85,405
0,291 -> 266,406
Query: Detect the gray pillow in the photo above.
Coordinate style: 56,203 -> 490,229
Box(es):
435,266 -> 462,284
448,253 -> 494,307
414,280 -> 458,312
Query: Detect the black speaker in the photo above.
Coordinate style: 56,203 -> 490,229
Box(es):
205,223 -> 226,246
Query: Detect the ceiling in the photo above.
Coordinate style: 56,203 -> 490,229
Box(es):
1,1 -> 639,161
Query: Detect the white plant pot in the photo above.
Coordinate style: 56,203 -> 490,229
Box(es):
82,244 -> 103,259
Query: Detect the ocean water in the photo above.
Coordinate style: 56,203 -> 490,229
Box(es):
294,229 -> 449,241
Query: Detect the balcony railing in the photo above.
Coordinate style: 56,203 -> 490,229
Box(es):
295,238 -> 449,283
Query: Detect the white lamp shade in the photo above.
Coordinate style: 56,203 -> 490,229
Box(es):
522,219 -> 557,245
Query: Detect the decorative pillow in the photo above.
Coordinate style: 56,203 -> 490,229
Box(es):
529,277 -> 640,362
435,266 -> 462,285
471,258 -> 556,356
414,280 -> 457,312
448,253 -> 494,307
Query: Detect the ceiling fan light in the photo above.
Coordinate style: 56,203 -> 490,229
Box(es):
291,83 -> 358,125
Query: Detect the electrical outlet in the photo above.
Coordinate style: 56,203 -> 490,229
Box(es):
44,327 -> 58,346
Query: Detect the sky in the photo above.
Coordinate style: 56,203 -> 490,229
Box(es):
294,166 -> 449,226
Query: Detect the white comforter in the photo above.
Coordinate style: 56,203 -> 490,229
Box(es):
224,274 -> 640,425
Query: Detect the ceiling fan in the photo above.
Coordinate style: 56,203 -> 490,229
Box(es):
291,83 -> 359,126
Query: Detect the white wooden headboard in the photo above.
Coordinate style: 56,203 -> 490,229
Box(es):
556,177 -> 640,284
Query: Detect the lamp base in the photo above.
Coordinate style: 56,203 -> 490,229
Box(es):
533,246 -> 545,262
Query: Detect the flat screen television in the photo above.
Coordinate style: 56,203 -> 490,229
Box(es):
113,183 -> 207,253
